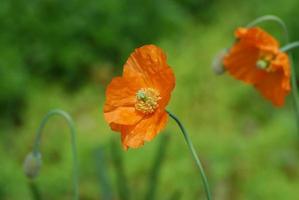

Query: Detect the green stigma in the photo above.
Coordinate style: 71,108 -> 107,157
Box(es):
256,59 -> 269,70
136,90 -> 147,101
135,88 -> 161,114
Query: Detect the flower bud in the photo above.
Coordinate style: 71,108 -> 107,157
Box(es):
212,49 -> 228,75
23,152 -> 42,179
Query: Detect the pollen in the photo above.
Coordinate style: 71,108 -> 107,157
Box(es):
135,88 -> 161,114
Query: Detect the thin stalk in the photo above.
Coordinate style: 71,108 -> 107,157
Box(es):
167,110 -> 211,200
281,42 -> 299,133
95,147 -> 113,200
29,181 -> 42,200
32,109 -> 79,200
281,41 -> 299,52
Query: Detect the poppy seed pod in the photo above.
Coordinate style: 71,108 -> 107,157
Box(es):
212,49 -> 227,75
23,152 -> 42,179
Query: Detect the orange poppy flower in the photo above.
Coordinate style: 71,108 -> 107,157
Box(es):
223,27 -> 291,106
103,45 -> 175,149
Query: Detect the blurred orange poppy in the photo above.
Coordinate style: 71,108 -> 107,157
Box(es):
223,27 -> 291,106
104,45 -> 175,149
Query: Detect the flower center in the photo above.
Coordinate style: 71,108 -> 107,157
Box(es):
256,59 -> 269,70
256,53 -> 274,71
135,88 -> 161,114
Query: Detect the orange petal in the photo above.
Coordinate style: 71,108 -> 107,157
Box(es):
123,45 -> 175,108
104,76 -> 145,112
104,106 -> 143,125
224,42 -> 266,84
254,52 -> 291,106
121,110 -> 168,149
110,123 -> 122,131
254,71 -> 290,106
103,76 -> 145,126
271,52 -> 291,78
235,27 -> 279,53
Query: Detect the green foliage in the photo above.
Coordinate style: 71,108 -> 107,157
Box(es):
2,0 -> 299,199
0,0 -> 212,123
174,0 -> 217,23
0,0 -> 190,81
0,47 -> 27,126
284,1 -> 299,76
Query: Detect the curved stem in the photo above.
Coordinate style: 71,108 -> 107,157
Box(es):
289,57 -> 299,135
281,41 -> 299,52
247,15 -> 299,136
281,42 -> 299,133
167,110 -> 211,200
246,15 -> 289,44
32,109 -> 79,200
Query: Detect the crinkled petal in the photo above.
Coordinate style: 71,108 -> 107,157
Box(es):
224,42 -> 266,84
104,76 -> 145,112
103,76 -> 145,126
236,27 -> 279,52
121,110 -> 168,149
110,123 -> 122,131
254,70 -> 290,106
104,107 -> 143,125
254,52 -> 291,106
123,45 -> 175,108
271,52 -> 291,78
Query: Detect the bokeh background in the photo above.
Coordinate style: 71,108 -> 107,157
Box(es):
2,0 -> 299,199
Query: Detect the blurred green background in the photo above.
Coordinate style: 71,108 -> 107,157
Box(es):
1,0 -> 299,199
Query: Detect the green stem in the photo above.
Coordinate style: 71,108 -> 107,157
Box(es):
29,181 -> 42,200
167,110 -> 211,200
247,15 -> 299,136
281,42 -> 299,133
32,109 -> 79,200
281,41 -> 299,52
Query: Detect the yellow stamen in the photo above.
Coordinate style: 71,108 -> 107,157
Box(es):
135,88 -> 161,114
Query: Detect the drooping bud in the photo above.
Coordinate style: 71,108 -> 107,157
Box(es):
212,49 -> 228,75
23,152 -> 42,179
